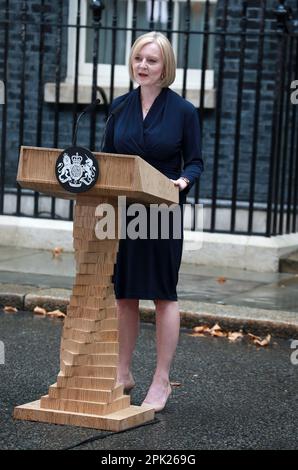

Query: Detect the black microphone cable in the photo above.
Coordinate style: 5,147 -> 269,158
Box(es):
60,416 -> 160,450
72,98 -> 101,146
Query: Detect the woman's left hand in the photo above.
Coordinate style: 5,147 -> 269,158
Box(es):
170,177 -> 188,192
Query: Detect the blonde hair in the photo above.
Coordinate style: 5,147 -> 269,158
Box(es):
129,32 -> 176,87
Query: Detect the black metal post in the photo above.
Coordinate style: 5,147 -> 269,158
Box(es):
210,0 -> 229,232
247,0 -> 266,235
193,0 -> 211,230
89,0 -> 105,151
15,1 -> 28,217
109,0 -> 118,104
0,0 -> 9,215
33,0 -> 46,218
230,1 -> 248,233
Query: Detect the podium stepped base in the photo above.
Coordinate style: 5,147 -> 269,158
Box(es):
14,400 -> 155,432
48,382 -> 124,402
56,374 -> 116,390
40,393 -> 131,415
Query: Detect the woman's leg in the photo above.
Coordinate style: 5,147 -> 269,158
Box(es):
116,298 -> 140,389
142,300 -> 180,409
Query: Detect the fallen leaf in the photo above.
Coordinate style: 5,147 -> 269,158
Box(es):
254,334 -> 271,347
46,309 -> 66,319
52,247 -> 63,258
248,333 -> 262,342
3,305 -> 18,313
193,325 -> 210,333
228,332 -> 244,341
210,323 -> 222,332
170,382 -> 182,387
33,306 -> 47,316
193,326 -> 205,333
210,330 -> 227,337
189,325 -> 272,348
217,277 -> 227,284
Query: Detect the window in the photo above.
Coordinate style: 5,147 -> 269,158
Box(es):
45,0 -> 216,107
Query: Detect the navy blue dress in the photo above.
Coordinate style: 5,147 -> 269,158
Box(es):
103,86 -> 203,301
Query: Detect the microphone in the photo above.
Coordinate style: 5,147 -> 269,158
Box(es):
55,99 -> 101,194
100,97 -> 129,151
72,98 -> 101,146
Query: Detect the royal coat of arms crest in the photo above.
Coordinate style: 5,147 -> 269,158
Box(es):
55,146 -> 99,193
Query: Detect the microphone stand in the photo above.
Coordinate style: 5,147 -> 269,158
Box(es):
72,98 -> 101,146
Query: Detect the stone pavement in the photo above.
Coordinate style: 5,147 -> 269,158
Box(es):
1,311 -> 297,450
0,245 -> 297,337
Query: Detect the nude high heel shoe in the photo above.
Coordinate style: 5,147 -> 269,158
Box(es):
117,371 -> 136,395
142,383 -> 172,412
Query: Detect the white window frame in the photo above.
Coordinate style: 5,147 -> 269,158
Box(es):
45,0 -> 216,107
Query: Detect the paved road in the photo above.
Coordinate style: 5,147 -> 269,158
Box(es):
0,310 -> 297,450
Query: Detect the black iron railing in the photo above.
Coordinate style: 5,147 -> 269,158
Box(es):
0,0 -> 297,236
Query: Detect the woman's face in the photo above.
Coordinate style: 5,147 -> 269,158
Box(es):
132,42 -> 164,87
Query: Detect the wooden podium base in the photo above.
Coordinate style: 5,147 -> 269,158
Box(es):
13,197 -> 155,432
14,400 -> 154,432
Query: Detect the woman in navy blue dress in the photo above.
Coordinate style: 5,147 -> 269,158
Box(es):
103,32 -> 203,412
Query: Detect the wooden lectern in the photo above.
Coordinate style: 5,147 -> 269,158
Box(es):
14,146 -> 178,431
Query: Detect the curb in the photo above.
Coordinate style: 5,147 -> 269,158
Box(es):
1,283 -> 297,339
139,307 -> 298,339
